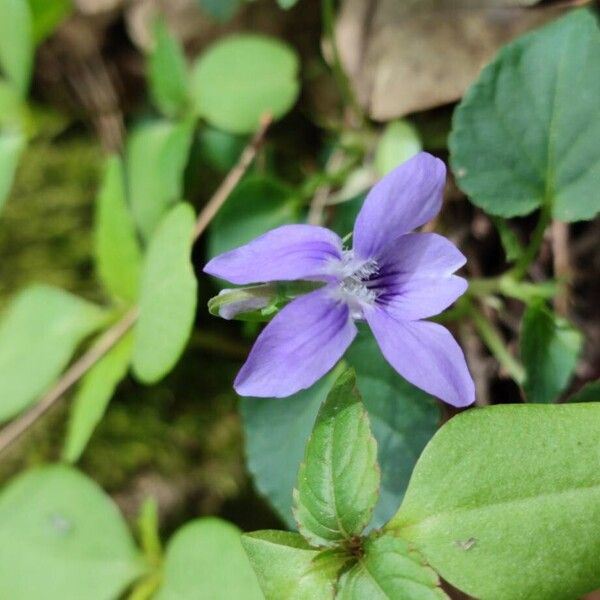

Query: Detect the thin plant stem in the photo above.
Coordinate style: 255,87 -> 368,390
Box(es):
467,301 -> 526,385
511,204 -> 552,280
0,116 -> 273,458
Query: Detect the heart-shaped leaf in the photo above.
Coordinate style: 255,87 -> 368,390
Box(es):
450,9 -> 600,221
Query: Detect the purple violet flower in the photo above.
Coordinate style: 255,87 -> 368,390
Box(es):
204,152 -> 475,407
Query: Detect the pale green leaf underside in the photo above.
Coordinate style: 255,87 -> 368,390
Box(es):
0,466 -> 144,600
0,129 -> 25,213
191,34 -> 299,134
337,534 -> 446,600
0,0 -> 33,96
95,156 -> 142,303
132,203 -> 197,383
62,332 -> 133,463
391,404 -> 600,600
126,119 -> 194,239
0,285 -> 106,422
155,518 -> 263,600
293,369 -> 380,547
148,20 -> 189,117
450,9 -> 600,222
242,530 -> 335,600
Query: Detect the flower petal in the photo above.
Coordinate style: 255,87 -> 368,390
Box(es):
365,309 -> 475,407
369,233 -> 468,320
204,224 -> 343,285
235,288 -> 357,397
353,152 -> 446,260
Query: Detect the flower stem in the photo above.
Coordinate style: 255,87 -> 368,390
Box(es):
510,204 -> 552,280
466,300 -> 526,385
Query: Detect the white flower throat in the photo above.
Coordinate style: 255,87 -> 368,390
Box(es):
330,250 -> 379,317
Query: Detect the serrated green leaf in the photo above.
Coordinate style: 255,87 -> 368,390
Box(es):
390,404 -> 600,600
95,156 -> 142,303
0,285 -> 106,422
132,203 -> 197,383
374,120 -> 422,176
208,176 -> 298,259
242,531 -> 336,600
0,128 -> 25,213
568,379 -> 600,403
27,0 -> 71,44
155,518 -> 263,600
293,369 -> 379,547
62,332 -> 133,463
521,300 -> 583,403
345,331 -> 441,527
191,34 -> 299,134
126,118 -> 194,239
148,20 -> 189,117
450,9 -> 600,222
241,368 -> 341,528
0,0 -> 33,96
242,333 -> 439,530
0,466 -> 144,599
337,533 -> 447,600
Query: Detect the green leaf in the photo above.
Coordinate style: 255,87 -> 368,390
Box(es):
374,120 -> 422,176
0,79 -> 24,128
0,285 -> 106,422
520,300 -> 583,403
337,533 -> 447,600
27,0 -> 71,44
242,333 -> 440,530
293,369 -> 379,547
490,216 -> 524,263
208,176 -> 298,259
62,332 -> 133,463
0,129 -> 25,213
197,0 -> 242,21
277,0 -> 300,8
345,331 -> 441,527
0,0 -> 33,96
155,518 -> 263,600
126,118 -> 194,239
389,403 -> 600,600
148,20 -> 189,117
0,466 -> 144,599
242,531 -> 337,600
568,379 -> 600,403
198,126 -> 247,172
191,34 -> 299,134
95,156 -> 142,303
132,203 -> 197,383
241,369 -> 341,528
450,9 -> 600,222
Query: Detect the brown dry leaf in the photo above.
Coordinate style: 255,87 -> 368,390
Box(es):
336,0 -> 571,120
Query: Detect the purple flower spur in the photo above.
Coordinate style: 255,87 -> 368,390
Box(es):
204,152 -> 475,407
